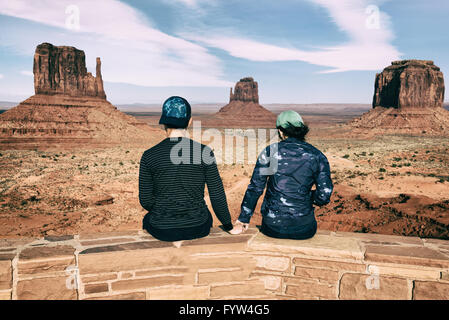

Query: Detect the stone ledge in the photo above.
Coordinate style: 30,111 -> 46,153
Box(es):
365,245 -> 449,268
248,231 -> 364,260
1,226 -> 449,300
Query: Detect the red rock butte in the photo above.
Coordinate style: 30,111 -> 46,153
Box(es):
0,43 -> 156,149
201,77 -> 277,128
350,60 -> 449,135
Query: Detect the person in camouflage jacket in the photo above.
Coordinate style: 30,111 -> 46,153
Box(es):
233,110 -> 333,239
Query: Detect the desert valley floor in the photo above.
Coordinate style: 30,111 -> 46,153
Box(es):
0,108 -> 448,240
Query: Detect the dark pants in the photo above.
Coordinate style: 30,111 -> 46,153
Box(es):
260,220 -> 317,240
142,212 -> 213,242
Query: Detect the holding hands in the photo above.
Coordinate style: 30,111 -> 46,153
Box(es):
229,220 -> 249,235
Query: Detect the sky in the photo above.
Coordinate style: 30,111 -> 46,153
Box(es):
0,0 -> 448,105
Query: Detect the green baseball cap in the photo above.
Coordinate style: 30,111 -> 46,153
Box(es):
276,110 -> 304,129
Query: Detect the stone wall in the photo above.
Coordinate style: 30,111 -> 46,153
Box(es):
1,227 -> 448,300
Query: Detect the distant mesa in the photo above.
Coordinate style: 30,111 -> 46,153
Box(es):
373,60 -> 444,109
202,77 -> 276,128
229,77 -> 259,103
0,42 -> 157,148
34,43 -> 106,99
350,59 -> 449,135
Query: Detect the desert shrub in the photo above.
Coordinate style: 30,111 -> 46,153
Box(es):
343,154 -> 350,159
379,168 -> 386,172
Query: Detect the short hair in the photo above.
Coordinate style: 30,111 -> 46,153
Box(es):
277,122 -> 309,141
163,123 -> 188,130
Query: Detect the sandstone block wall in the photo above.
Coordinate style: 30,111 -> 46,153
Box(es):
1,227 -> 448,300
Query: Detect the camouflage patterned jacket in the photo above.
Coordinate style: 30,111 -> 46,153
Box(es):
238,137 -> 333,233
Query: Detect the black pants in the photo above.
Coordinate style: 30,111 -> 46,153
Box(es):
260,220 -> 317,240
142,212 -> 213,242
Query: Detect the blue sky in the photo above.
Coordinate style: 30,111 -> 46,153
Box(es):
0,0 -> 447,105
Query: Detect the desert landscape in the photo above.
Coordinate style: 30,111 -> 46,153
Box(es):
0,43 -> 448,240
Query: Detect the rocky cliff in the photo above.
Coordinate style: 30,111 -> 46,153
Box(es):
201,77 -> 276,128
349,60 -> 449,136
33,43 -> 106,99
373,60 -> 445,109
230,77 -> 259,103
0,43 -> 159,148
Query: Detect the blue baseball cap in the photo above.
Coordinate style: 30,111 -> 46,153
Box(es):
159,96 -> 192,128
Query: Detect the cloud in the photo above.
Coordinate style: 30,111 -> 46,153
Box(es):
20,70 -> 33,76
167,0 -> 216,9
184,0 -> 401,72
0,0 -> 231,87
172,0 -> 200,7
0,74 -> 3,79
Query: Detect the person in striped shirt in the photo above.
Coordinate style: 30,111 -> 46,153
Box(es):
139,96 -> 240,241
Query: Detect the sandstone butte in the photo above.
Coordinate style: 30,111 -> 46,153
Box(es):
350,60 -> 449,135
1,226 -> 449,300
0,42 -> 158,147
201,77 -> 277,128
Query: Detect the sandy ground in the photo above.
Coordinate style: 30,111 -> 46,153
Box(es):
0,113 -> 448,239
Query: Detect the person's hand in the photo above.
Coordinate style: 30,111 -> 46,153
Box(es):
229,220 -> 249,235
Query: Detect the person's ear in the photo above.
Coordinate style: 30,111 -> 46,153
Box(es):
278,129 -> 284,140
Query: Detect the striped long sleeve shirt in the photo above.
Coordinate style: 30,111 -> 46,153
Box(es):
139,137 -> 232,230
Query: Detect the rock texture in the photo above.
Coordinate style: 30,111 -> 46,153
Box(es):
34,43 -> 106,99
373,60 -> 444,109
202,77 -> 276,128
350,60 -> 449,136
230,77 -> 259,103
0,43 -> 158,148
